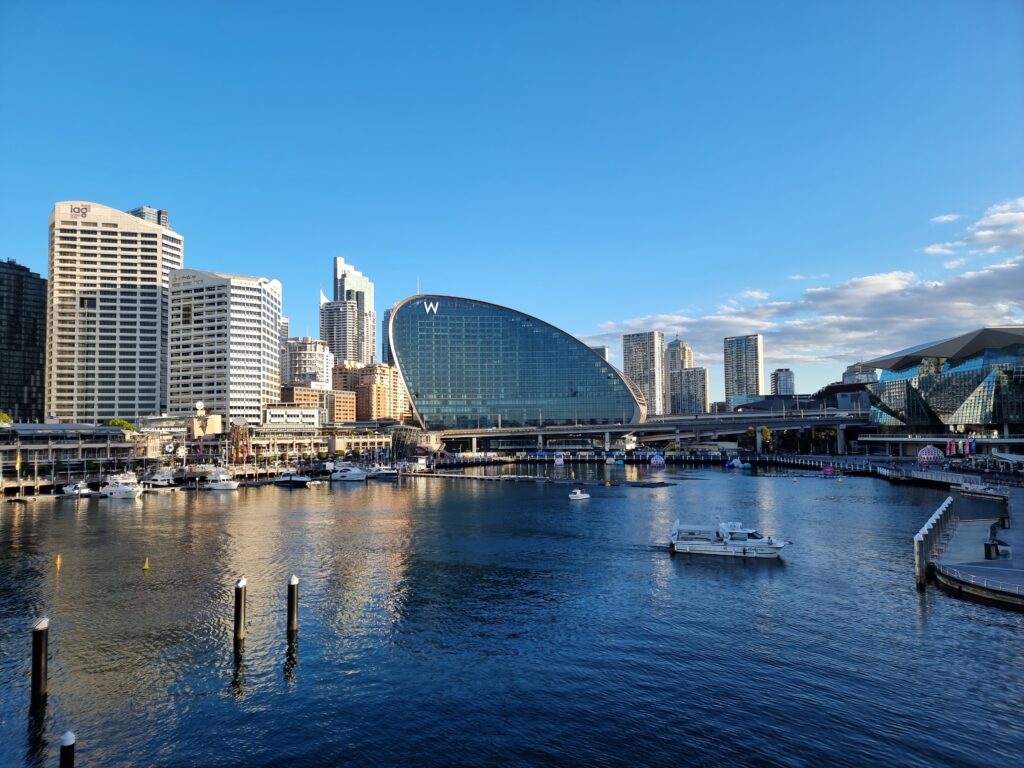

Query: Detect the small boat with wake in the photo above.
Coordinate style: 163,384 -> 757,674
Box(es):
669,517 -> 785,558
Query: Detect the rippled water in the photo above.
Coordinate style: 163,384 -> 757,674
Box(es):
1,467 -> 1022,767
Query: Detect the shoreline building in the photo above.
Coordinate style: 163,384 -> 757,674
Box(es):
623,331 -> 666,416
0,260 -> 47,422
45,201 -> 184,423
169,269 -> 282,425
669,367 -> 710,415
389,295 -> 646,429
770,368 -> 795,395
724,334 -> 764,409
320,257 -> 376,365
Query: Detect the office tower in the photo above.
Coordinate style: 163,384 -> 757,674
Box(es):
169,269 -> 282,424
46,201 -> 184,423
666,338 -> 694,371
320,257 -> 375,365
279,317 -> 290,344
280,337 -> 334,390
623,331 -> 666,416
842,363 -> 878,385
332,362 -> 409,421
670,367 -> 710,414
770,368 -> 795,395
126,206 -> 169,227
723,334 -> 764,407
0,260 -> 47,422
382,308 -> 393,365
589,345 -> 610,362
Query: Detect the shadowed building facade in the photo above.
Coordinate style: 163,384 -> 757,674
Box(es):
389,295 -> 646,430
0,260 -> 46,421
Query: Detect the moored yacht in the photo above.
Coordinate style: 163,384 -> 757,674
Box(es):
143,467 -> 177,488
204,468 -> 239,490
98,472 -> 144,499
273,472 -> 310,488
366,464 -> 399,480
62,480 -> 92,498
330,464 -> 367,482
669,517 -> 785,558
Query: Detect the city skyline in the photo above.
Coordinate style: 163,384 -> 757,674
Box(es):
1,2 -> 1022,401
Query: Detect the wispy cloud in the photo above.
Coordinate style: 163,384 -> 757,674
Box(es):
924,196 -> 1024,258
741,289 -> 769,300
788,273 -> 829,281
924,242 -> 961,255
943,258 -> 965,270
930,213 -> 961,223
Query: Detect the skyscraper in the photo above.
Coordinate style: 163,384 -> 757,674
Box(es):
0,260 -> 46,422
589,345 -> 610,362
670,367 -> 710,414
280,337 -> 335,390
381,308 -> 393,365
46,201 -> 184,423
770,368 -> 795,395
320,257 -> 376,365
723,334 -> 764,407
623,331 -> 666,416
169,269 -> 282,424
665,338 -> 694,371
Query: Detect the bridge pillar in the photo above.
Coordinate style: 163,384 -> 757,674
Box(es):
674,430 -> 680,452
537,433 -> 544,450
604,432 -> 610,452
837,426 -> 846,456
471,437 -> 477,454
755,426 -> 762,454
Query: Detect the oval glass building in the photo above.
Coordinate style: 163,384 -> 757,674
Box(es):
389,296 -> 646,430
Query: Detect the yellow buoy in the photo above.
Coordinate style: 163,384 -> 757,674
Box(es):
55,554 -> 62,570
143,557 -> 150,571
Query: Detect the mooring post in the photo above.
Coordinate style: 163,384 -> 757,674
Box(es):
31,618 -> 49,709
234,578 -> 247,646
287,575 -> 299,639
914,534 -> 926,590
60,731 -> 75,768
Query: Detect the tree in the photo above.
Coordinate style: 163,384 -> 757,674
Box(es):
104,418 -> 137,431
0,411 -> 11,425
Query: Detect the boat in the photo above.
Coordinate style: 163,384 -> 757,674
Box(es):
366,464 -> 400,480
273,472 -> 311,488
204,468 -> 239,490
62,480 -> 93,497
330,464 -> 367,482
142,467 -> 177,488
669,517 -> 785,558
98,472 -> 144,499
568,485 -> 590,500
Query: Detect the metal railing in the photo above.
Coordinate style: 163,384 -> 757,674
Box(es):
933,564 -> 1024,597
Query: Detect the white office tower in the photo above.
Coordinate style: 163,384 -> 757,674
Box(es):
321,256 -> 376,365
169,270 -> 282,424
46,201 -> 184,423
770,368 -> 795,395
280,337 -> 335,390
279,317 -> 290,344
723,334 -> 764,407
623,331 -> 666,416
670,367 -> 710,414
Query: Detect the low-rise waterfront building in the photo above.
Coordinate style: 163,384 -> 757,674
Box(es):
264,405 -> 320,428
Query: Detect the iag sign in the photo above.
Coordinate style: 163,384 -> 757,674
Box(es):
68,204 -> 90,218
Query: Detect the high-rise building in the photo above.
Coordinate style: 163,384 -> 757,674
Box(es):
723,334 -> 764,407
333,362 -> 409,421
280,337 -> 335,390
669,367 -> 710,414
623,331 -> 666,416
842,363 -> 878,385
665,338 -> 694,372
0,260 -> 47,422
169,269 -> 282,424
381,308 -> 393,365
125,206 -> 170,227
770,368 -> 795,395
279,317 -> 290,344
46,201 -> 184,423
320,257 -> 375,365
589,345 -> 610,362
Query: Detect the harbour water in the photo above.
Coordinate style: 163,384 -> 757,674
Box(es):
1,467 -> 1022,766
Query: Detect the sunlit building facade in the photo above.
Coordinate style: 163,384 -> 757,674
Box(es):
864,327 -> 1024,430
389,296 -> 646,430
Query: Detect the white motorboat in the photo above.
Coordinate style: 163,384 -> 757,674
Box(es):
204,468 -> 239,490
330,464 -> 367,482
98,472 -> 143,499
273,472 -> 310,488
62,480 -> 92,497
143,467 -> 177,488
669,517 -> 786,558
568,486 -> 590,500
366,464 -> 399,480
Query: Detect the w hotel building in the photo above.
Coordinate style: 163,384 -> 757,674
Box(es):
46,202 -> 184,423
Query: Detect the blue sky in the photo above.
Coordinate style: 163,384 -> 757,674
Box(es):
2,1 -> 1022,398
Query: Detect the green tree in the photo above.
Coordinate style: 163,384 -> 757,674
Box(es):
104,418 -> 137,431
0,411 -> 11,425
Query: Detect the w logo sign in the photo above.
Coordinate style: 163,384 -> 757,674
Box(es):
424,301 -> 439,315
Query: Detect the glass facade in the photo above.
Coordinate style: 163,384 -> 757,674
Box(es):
390,296 -> 646,430
0,260 -> 46,422
868,342 -> 1024,428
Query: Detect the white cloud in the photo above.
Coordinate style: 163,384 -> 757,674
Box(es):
930,213 -> 961,223
925,197 -> 1024,257
788,273 -> 829,281
742,289 -> 769,300
924,241 -> 962,255
943,258 -> 965,270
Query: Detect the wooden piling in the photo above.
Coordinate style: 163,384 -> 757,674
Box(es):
60,731 -> 75,768
287,575 -> 299,638
31,618 -> 48,709
234,578 -> 247,646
